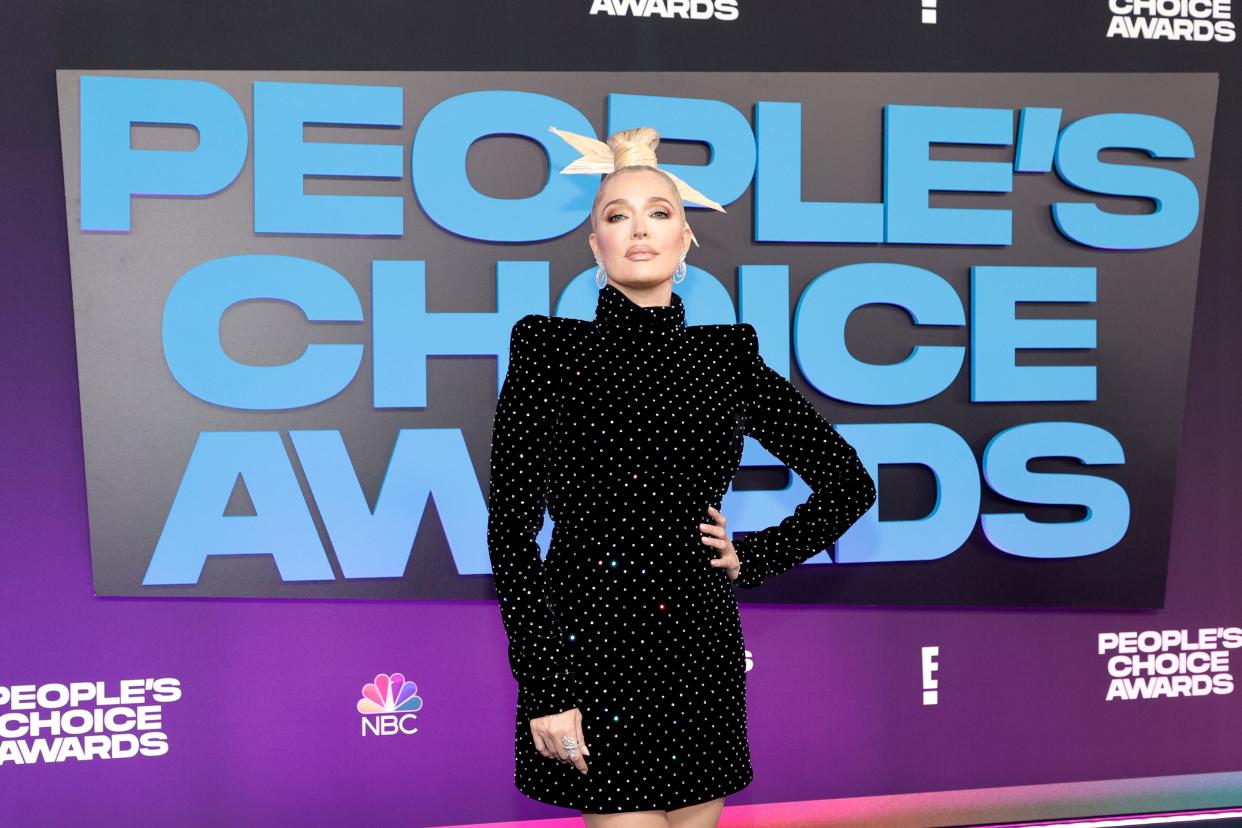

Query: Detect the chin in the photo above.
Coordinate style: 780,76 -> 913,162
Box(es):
612,263 -> 672,285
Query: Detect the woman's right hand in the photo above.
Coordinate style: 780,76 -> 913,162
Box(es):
530,707 -> 590,773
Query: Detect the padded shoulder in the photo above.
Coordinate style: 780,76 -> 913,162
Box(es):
544,314 -> 593,347
511,312 -> 590,341
508,313 -> 550,353
684,322 -> 737,346
733,321 -> 759,355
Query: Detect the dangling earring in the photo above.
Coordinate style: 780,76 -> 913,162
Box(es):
673,252 -> 687,284
595,258 -> 608,289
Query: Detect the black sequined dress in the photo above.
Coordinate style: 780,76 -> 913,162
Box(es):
487,282 -> 876,813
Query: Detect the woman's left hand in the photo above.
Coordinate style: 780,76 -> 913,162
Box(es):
700,506 -> 740,582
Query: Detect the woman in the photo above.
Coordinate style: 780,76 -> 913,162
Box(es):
486,127 -> 877,826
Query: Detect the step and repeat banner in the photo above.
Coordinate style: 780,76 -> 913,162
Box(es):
60,72 -> 1215,613
4,2 -> 1242,825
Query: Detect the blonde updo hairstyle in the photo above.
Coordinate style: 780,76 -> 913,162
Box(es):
589,127 -> 690,234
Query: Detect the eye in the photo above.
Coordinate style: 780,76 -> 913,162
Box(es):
605,208 -> 669,222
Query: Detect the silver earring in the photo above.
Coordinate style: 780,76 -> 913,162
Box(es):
595,259 -> 608,289
673,252 -> 687,284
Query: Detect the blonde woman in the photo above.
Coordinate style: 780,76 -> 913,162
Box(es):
486,127 -> 876,827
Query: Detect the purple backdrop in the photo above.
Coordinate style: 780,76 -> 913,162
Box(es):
4,1 -> 1242,825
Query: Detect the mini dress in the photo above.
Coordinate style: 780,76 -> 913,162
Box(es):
487,283 -> 877,813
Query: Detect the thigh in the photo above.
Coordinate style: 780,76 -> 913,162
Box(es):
581,811 -> 669,828
665,796 -> 724,827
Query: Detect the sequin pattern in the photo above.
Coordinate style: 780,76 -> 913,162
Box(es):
487,283 -> 876,812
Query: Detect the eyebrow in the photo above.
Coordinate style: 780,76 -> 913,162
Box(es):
600,196 -> 675,211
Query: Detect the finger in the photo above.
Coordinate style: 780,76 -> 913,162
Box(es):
553,733 -> 572,763
533,726 -> 564,761
700,534 -> 724,547
572,725 -> 589,773
540,729 -> 562,760
561,723 -> 583,766
577,723 -> 590,757
707,506 -> 727,526
698,521 -> 725,538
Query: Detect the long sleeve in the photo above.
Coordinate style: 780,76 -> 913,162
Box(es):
486,314 -> 580,718
731,322 -> 877,589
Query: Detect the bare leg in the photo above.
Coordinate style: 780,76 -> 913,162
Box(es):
665,796 -> 724,828
582,810 -> 671,828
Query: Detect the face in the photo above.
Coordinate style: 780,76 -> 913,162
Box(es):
588,169 -> 692,292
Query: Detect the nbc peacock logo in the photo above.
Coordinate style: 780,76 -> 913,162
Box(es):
356,672 -> 423,737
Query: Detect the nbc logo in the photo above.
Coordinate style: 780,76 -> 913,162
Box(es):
356,672 -> 423,737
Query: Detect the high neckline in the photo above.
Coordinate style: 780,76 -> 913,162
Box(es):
594,283 -> 686,334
